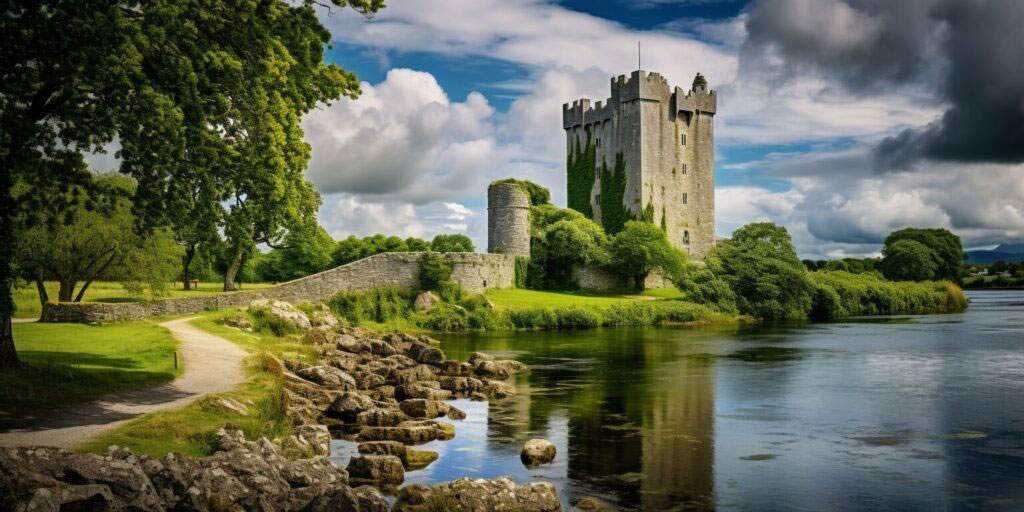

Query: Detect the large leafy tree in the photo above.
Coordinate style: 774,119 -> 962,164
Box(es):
0,0 -> 383,369
608,221 -> 685,290
879,239 -> 939,281
881,228 -> 963,282
431,234 -> 475,253
707,222 -> 814,320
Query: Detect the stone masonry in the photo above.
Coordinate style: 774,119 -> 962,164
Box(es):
563,70 -> 717,259
487,182 -> 531,257
41,252 -> 515,323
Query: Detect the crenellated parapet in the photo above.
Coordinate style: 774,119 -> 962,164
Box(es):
563,70 -> 716,129
674,86 -> 716,115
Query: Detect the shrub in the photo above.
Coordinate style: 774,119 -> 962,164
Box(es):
416,304 -> 469,332
248,308 -> 300,336
419,252 -> 453,291
808,271 -> 967,317
674,266 -> 737,313
514,256 -> 530,288
327,287 -> 412,325
431,234 -> 474,253
809,282 -> 843,321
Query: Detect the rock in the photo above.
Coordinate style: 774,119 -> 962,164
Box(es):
398,399 -> 447,419
356,407 -> 408,427
413,291 -> 442,312
393,477 -> 561,512
209,396 -> 249,416
293,424 -> 332,457
396,383 -> 452,401
575,496 -> 615,511
367,339 -> 398,357
335,334 -> 365,354
439,360 -> 474,377
389,365 -> 437,386
474,359 -> 527,379
468,352 -> 493,366
352,485 -> 390,512
60,484 -> 116,509
521,439 -> 557,466
404,449 -> 439,470
249,298 -> 312,330
406,342 -> 445,365
605,472 -> 644,490
481,379 -> 516,399
358,441 -> 407,460
446,404 -> 467,420
355,421 -> 451,445
346,455 -> 405,486
296,365 -> 356,390
308,304 -> 339,329
303,328 -> 337,346
281,457 -> 348,488
326,392 -> 377,422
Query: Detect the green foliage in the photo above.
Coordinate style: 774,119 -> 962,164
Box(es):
405,237 -> 431,252
331,234 -> 433,266
328,288 -> 413,325
431,234 -> 475,253
514,257 -> 530,288
608,221 -> 687,289
707,223 -> 814,320
256,224 -> 336,282
419,252 -> 454,292
674,266 -> 738,313
808,271 -> 967,319
882,228 -> 964,282
566,133 -> 596,217
599,153 -> 630,234
527,205 -> 609,289
491,179 -> 551,206
880,239 -> 939,281
249,308 -> 301,337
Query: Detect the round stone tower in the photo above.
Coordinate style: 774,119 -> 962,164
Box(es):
487,182 -> 531,257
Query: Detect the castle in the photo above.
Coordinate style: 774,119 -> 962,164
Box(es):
563,70 -> 716,259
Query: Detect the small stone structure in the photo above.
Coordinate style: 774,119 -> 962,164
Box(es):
41,252 -> 514,323
487,182 -> 531,257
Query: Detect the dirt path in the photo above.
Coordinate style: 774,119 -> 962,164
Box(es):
0,317 -> 246,448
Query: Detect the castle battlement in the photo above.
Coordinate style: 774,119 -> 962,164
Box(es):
563,70 -> 716,129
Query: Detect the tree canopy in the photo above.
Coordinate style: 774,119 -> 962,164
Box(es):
706,222 -> 814,320
608,221 -> 686,290
0,0 -> 382,368
881,228 -> 963,282
879,239 -> 939,281
431,234 -> 475,253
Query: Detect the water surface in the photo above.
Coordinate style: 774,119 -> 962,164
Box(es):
333,291 -> 1024,511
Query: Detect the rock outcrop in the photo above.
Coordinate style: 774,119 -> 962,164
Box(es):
521,439 -> 557,466
393,477 -> 561,512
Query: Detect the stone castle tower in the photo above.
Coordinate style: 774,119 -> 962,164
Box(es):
487,181 -> 531,257
563,70 -> 716,259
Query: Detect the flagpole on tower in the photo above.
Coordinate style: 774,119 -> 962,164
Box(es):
638,41 -> 641,70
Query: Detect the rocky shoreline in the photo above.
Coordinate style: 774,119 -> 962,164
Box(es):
0,302 -> 563,511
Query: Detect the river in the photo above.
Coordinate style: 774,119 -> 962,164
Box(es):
332,290 -> 1024,511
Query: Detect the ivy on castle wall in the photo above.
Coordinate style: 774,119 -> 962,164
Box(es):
599,152 -> 629,234
566,132 -> 595,218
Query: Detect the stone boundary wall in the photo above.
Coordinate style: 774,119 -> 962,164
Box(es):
40,252 -> 515,324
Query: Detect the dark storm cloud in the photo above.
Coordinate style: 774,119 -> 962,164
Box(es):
744,0 -> 1024,169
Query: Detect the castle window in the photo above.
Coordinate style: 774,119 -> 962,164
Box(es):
680,133 -> 687,146
682,193 -> 688,205
681,163 -> 687,175
683,230 -> 690,244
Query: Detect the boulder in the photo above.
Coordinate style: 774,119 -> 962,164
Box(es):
398,399 -> 447,419
396,383 -> 452,401
248,299 -> 311,330
308,304 -> 339,329
575,496 -> 615,511
393,477 -> 561,512
389,365 -> 437,386
446,404 -> 467,420
346,455 -> 405,486
296,365 -> 356,390
357,441 -> 407,461
404,449 -> 439,470
326,392 -> 377,422
356,407 -> 408,427
223,313 -> 253,331
413,291 -> 442,312
521,439 -> 557,466
406,342 -> 445,365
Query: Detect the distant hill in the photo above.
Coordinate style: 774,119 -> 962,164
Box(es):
966,243 -> 1024,264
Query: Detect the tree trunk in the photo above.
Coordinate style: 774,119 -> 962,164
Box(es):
35,277 -> 49,309
0,156 -> 20,369
182,245 -> 195,290
223,250 -> 244,291
57,279 -> 76,302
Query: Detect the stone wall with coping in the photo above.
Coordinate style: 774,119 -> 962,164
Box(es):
40,252 -> 515,324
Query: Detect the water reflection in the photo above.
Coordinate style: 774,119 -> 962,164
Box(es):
332,291 -> 1024,511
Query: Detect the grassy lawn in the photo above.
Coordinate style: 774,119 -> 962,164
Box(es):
79,309 -> 315,457
13,280 -> 275,319
0,321 -> 181,426
483,288 -> 676,310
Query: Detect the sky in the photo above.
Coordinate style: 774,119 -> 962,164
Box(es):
301,0 -> 1024,259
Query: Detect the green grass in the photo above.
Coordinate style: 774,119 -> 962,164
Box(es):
0,321 -> 181,424
78,309 -> 314,457
13,280 -> 275,319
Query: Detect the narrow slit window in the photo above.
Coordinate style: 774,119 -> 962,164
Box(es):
683,230 -> 690,244
680,133 -> 687,145
681,163 -> 687,175
682,193 -> 688,205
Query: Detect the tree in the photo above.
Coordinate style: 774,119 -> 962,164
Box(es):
608,221 -> 686,290
882,228 -> 963,282
431,234 -> 475,253
538,216 -> 609,288
707,222 -> 814,320
15,174 -> 181,305
333,235 -> 370,266
258,224 -> 336,282
879,239 -> 939,281
405,237 -> 431,252
0,0 -> 383,368
674,266 -> 737,313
